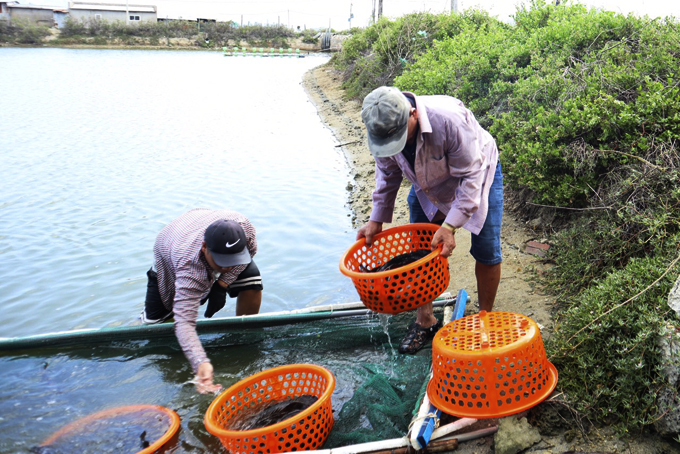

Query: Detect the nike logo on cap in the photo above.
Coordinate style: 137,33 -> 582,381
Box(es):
226,239 -> 240,248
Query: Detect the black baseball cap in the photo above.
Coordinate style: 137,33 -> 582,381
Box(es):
204,220 -> 252,268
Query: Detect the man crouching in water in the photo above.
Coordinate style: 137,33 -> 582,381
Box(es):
140,208 -> 263,393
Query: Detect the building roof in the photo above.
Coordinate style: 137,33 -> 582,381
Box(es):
69,2 -> 156,13
6,2 -> 60,11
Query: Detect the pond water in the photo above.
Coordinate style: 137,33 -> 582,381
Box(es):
0,47 -> 415,454
0,312 -> 434,453
0,48 -> 359,339
0,48 -> 427,454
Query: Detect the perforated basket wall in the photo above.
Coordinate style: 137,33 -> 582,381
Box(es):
204,364 -> 335,454
427,311 -> 557,418
339,224 -> 450,314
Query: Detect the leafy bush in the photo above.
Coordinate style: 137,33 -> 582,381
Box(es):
0,20 -> 19,43
492,10 -> 680,207
60,17 -> 88,37
59,18 -> 294,47
395,3 -> 680,209
547,252 -> 680,431
395,18 -> 513,127
0,19 -> 50,44
299,30 -> 318,44
332,10 -> 502,100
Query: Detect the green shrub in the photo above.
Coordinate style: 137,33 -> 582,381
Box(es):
0,20 -> 19,43
61,17 -> 88,37
395,19 -> 513,127
0,19 -> 50,44
491,10 -> 680,206
546,252 -> 680,431
59,18 -> 293,47
15,21 -> 50,44
299,30 -> 318,44
394,3 -> 680,210
333,10 -> 505,100
51,36 -> 86,45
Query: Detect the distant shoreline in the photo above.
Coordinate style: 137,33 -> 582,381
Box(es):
0,43 -> 326,54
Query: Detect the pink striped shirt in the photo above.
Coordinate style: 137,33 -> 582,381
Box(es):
153,208 -> 257,372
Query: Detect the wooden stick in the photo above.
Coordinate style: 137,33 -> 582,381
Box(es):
367,438 -> 459,454
335,140 -> 362,147
306,426 -> 498,454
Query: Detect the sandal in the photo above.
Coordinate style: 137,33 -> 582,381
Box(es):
398,320 -> 443,354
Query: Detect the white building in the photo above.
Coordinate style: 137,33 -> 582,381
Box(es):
68,2 -> 157,23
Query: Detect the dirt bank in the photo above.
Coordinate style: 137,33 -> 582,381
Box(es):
301,62 -> 680,454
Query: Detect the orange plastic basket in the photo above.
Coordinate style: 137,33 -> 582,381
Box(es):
40,405 -> 180,454
204,364 -> 335,454
339,223 -> 450,314
427,311 -> 557,418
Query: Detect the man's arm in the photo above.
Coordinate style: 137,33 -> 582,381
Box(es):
173,272 -> 221,394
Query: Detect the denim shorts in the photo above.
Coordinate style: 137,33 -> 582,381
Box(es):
407,161 -> 503,265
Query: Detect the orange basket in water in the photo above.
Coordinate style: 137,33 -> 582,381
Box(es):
40,405 -> 180,454
339,223 -> 450,314
427,311 -> 557,418
204,364 -> 335,454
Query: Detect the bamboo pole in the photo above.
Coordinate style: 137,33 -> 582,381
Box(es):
306,426 -> 498,454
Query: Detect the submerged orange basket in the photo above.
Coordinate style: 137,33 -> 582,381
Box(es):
40,405 -> 180,454
339,223 -> 450,314
204,364 -> 335,454
427,311 -> 558,418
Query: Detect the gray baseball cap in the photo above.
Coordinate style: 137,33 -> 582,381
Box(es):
361,86 -> 411,158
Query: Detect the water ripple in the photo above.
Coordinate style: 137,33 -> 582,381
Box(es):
0,48 -> 358,337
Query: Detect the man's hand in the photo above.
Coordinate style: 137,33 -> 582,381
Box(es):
356,221 -> 383,246
431,226 -> 456,257
195,362 -> 222,394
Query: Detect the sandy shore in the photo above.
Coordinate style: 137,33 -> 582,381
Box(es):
301,62 -> 680,454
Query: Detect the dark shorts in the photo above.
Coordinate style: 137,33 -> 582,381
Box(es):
223,260 -> 263,298
407,161 -> 504,266
141,260 -> 263,323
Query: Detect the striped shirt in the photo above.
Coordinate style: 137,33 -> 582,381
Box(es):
153,208 -> 257,372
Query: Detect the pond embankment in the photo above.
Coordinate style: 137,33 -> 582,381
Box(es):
301,61 -> 680,454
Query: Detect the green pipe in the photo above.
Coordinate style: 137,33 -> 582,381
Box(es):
0,297 -> 456,352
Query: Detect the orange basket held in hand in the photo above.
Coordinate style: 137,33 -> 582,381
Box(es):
204,364 -> 335,454
339,223 -> 450,314
427,311 -> 558,418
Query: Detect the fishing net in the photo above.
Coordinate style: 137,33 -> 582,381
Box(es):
324,360 -> 430,447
